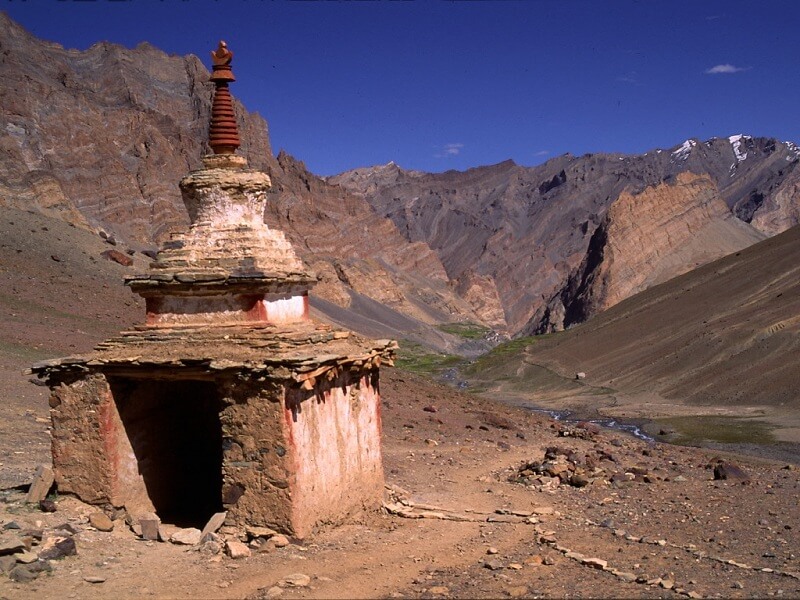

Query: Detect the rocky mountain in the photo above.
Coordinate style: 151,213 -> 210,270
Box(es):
2,12 -> 798,344
332,136 -> 800,334
0,13 -> 484,353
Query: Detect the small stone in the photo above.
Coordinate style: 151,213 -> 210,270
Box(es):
16,551 -> 38,564
733,582 -> 744,589
52,523 -> 78,536
487,547 -> 499,555
84,576 -> 107,583
582,557 -> 607,570
423,405 -> 438,413
525,555 -> 543,566
26,559 -> 51,574
226,540 -> 251,559
200,512 -> 227,539
39,536 -> 77,560
39,499 -> 57,512
660,579 -> 674,590
202,531 -> 222,544
508,563 -> 523,570
88,512 -> 114,532
565,551 -> 585,561
25,465 -> 55,503
615,571 -> 637,583
264,586 -> 284,598
279,573 -> 311,588
100,249 -> 133,267
0,534 -> 27,555
170,528 -> 202,546
158,523 -> 180,542
139,513 -> 160,541
533,506 -> 555,515
713,461 -> 750,483
687,592 -> 702,599
199,540 -> 222,556
9,565 -> 38,582
0,555 -> 17,574
429,586 -> 449,595
270,534 -> 290,548
506,585 -> 529,598
484,558 -> 504,570
570,473 -> 590,487
246,525 -> 278,540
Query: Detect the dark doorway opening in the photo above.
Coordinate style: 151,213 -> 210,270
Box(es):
110,377 -> 223,528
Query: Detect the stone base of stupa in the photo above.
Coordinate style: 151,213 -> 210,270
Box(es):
32,323 -> 395,538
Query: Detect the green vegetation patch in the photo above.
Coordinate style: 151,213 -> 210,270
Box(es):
394,340 -> 465,376
436,321 -> 493,340
465,335 -> 541,376
654,415 -> 777,446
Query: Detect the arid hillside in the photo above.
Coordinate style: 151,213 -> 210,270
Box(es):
334,138 -> 798,334
2,13 -> 798,342
0,13 -> 485,353
464,226 -> 800,457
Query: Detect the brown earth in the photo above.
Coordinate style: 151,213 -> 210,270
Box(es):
465,225 -> 800,461
0,13 -> 485,355
1,211 -> 800,599
1,370 -> 799,599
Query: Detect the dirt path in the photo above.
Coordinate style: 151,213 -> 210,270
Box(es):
2,370 -> 799,599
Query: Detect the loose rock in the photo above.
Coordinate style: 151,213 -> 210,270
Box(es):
279,573 -> 311,588
170,528 -> 202,546
89,512 -> 114,532
226,540 -> 251,559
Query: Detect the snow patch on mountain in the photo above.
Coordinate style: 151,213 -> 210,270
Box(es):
671,139 -> 696,161
728,134 -> 751,162
784,140 -> 800,160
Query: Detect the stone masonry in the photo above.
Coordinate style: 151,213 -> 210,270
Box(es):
31,41 -> 395,538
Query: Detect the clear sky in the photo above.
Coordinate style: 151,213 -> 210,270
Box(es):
4,1 -> 799,176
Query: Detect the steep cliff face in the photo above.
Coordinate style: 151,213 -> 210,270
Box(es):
3,13 -> 798,341
0,13 -> 271,245
522,225 -> 800,412
529,173 -> 765,332
335,137 -> 799,334
0,15 -> 484,349
265,152 -> 479,329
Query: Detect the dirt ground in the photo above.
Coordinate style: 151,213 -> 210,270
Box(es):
1,208 -> 799,598
1,369 -> 799,599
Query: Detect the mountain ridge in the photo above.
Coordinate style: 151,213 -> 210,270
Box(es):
2,11 -> 798,342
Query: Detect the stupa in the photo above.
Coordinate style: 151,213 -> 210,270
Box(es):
31,41 -> 396,538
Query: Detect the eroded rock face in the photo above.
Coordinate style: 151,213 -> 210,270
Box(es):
0,15 -> 483,344
532,173 -> 765,332
0,13 -> 271,245
335,138 -> 799,334
3,11 -> 798,338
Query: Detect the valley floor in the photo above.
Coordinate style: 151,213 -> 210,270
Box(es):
1,369 -> 799,599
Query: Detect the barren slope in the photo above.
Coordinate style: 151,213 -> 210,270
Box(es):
472,226 -> 800,445
333,137 -> 800,334
0,14 -> 485,350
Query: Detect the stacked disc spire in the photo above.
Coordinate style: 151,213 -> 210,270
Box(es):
208,41 -> 241,155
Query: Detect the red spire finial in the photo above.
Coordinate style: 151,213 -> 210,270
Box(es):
208,41 -> 240,155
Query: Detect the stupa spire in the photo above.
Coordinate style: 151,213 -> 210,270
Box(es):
208,41 -> 240,155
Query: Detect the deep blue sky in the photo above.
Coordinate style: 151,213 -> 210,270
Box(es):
4,1 -> 800,175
